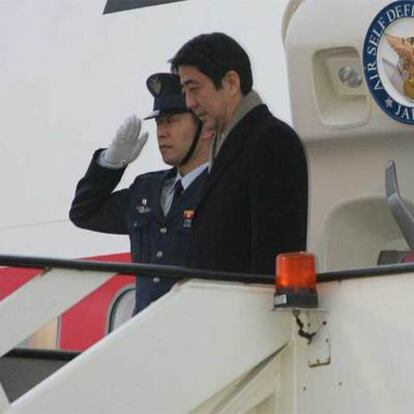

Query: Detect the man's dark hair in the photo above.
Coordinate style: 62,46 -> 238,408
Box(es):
170,32 -> 253,95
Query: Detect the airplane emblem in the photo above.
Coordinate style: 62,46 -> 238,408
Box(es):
385,34 -> 414,99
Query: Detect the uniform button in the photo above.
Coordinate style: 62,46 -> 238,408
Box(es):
160,227 -> 167,234
156,251 -> 163,259
133,221 -> 138,228
153,277 -> 160,283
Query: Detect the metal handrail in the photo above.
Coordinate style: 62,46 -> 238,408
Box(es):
319,261 -> 414,282
1,254 -> 414,285
0,254 -> 274,284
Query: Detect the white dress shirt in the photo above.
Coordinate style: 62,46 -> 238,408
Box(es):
161,162 -> 208,215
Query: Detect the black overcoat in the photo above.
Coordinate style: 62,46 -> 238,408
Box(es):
187,104 -> 308,275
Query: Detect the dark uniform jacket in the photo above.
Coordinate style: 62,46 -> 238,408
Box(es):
187,104 -> 308,275
69,151 -> 208,314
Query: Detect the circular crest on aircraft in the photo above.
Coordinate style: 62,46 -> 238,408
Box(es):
363,1 -> 414,125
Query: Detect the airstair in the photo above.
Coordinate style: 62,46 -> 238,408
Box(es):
2,257 -> 414,413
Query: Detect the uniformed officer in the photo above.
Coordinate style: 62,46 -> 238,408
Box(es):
69,73 -> 212,315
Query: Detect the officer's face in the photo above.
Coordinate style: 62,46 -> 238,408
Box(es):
155,113 -> 198,166
178,65 -> 234,133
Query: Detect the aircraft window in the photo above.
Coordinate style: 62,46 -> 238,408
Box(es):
107,286 -> 136,332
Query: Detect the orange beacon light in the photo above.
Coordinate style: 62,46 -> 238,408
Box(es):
274,252 -> 318,308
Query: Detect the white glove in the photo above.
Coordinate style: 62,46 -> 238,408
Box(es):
98,115 -> 149,169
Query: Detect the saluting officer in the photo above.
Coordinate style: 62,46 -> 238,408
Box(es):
69,73 -> 212,315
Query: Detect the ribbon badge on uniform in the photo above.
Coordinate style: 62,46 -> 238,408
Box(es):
183,210 -> 194,228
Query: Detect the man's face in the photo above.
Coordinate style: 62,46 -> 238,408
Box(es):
155,112 -> 197,166
178,65 -> 231,132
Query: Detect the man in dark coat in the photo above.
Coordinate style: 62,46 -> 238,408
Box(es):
69,73 -> 212,314
170,33 -> 308,275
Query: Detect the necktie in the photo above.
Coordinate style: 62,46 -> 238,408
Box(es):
170,179 -> 184,211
